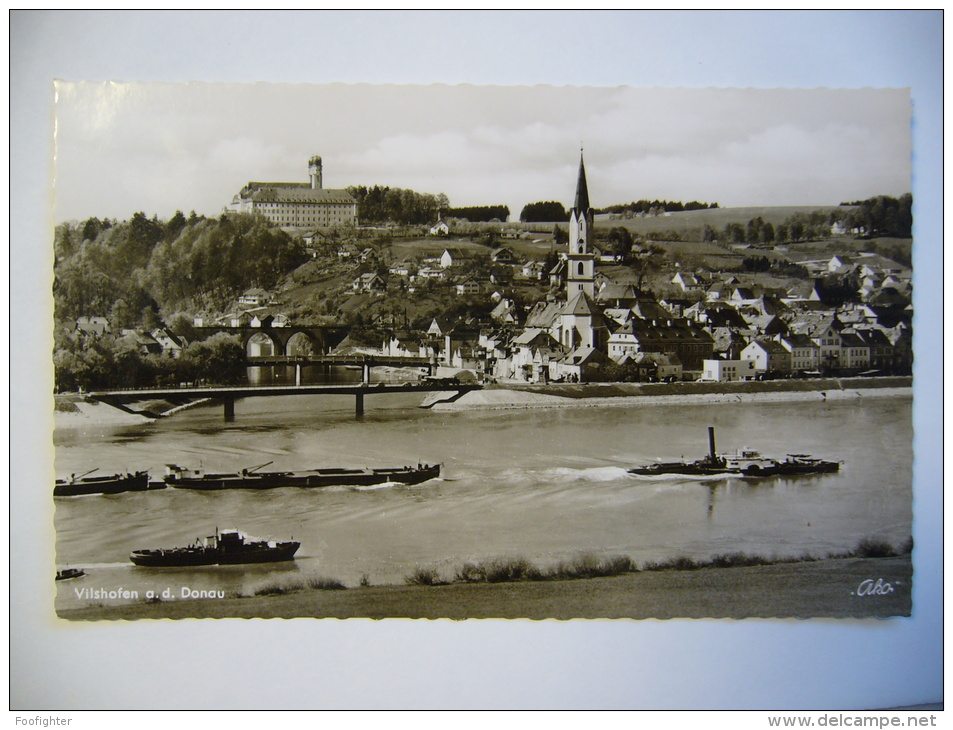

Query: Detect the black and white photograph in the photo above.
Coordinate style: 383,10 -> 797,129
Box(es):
11,9 -> 942,713
51,82 -> 914,621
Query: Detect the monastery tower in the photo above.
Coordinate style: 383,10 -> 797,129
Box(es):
308,155 -> 323,189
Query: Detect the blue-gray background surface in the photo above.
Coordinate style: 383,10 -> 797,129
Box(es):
10,9 -> 943,710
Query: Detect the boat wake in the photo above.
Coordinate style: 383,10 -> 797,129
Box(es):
350,481 -> 403,491
483,465 -> 633,485
626,471 -> 734,483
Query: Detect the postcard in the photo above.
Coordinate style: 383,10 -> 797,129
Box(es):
51,82 -> 913,621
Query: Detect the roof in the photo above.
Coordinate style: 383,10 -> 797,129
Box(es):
857,329 -> 893,346
839,332 -> 868,348
632,351 -> 682,367
703,306 -> 748,329
630,298 -> 670,321
563,291 -> 599,316
250,186 -> 357,204
746,338 -> 790,355
525,301 -> 564,328
612,317 -> 714,345
560,346 -> 607,366
572,152 -> 591,213
782,334 -> 819,350
596,283 -> 638,303
513,329 -> 559,348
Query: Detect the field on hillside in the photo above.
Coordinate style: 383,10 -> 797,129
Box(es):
390,236 -> 559,262
592,205 -> 845,236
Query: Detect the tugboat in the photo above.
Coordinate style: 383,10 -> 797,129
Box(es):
55,567 -> 86,581
163,462 -> 441,490
628,427 -> 840,478
55,469 -> 155,497
129,529 -> 300,567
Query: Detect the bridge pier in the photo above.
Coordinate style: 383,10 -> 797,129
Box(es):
223,398 -> 235,421
295,363 -> 302,386
355,392 -> 364,419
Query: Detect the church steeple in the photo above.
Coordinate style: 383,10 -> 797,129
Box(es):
567,149 -> 595,300
573,150 -> 591,215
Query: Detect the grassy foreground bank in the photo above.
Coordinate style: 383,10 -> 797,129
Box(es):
58,554 -> 911,621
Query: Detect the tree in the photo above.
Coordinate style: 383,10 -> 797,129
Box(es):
520,201 -> 569,223
746,217 -> 764,244
179,333 -> 246,384
82,217 -> 104,241
164,210 -> 188,241
724,223 -> 746,244
789,220 -> 805,243
630,245 -> 665,290
54,223 -> 77,260
443,205 -> 510,222
552,224 -> 568,246
166,312 -> 199,342
606,227 -> 634,263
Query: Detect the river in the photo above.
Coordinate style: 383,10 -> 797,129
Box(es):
53,391 -> 912,612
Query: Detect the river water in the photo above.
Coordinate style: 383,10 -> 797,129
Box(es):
53,391 -> 912,611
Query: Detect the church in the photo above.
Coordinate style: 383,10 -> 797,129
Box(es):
517,152 -> 611,382
230,155 -> 358,228
559,151 -> 607,352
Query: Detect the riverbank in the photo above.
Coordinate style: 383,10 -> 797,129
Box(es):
58,554 -> 911,621
432,376 -> 912,411
54,394 -> 213,426
53,376 -> 912,423
53,397 -> 153,426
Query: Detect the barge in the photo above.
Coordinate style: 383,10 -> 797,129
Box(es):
163,462 -> 441,490
55,470 -> 156,497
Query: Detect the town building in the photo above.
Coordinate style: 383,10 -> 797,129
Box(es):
238,288 -> 272,307
231,155 -> 357,228
740,338 -> 793,375
701,358 -> 756,382
429,220 -> 450,236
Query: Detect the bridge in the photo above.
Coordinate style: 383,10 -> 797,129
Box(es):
88,381 -> 482,421
194,325 -> 349,358
246,354 -> 436,385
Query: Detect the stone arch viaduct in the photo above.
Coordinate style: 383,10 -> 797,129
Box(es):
193,325 -> 350,357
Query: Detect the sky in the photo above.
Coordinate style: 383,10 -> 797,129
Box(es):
52,82 -> 912,224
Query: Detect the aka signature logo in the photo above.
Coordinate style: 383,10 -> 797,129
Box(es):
853,578 -> 898,597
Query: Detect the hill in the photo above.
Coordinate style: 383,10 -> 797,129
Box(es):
594,205 -> 844,237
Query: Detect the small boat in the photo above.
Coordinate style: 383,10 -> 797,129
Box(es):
130,529 -> 300,567
163,461 -> 441,490
628,427 -> 840,478
54,469 -> 157,497
55,567 -> 86,581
